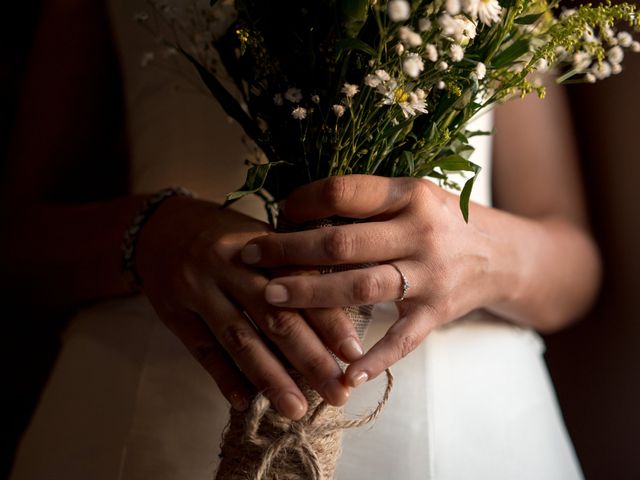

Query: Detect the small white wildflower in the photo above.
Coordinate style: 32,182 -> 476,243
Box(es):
415,88 -> 428,100
436,61 -> 449,71
439,13 -> 476,43
445,0 -> 461,16
603,26 -> 618,45
398,26 -> 422,47
395,42 -> 405,55
399,92 -> 429,118
388,0 -> 411,22
418,18 -> 432,32
425,44 -> 439,62
342,83 -> 360,98
291,106 -> 308,120
273,93 -> 284,106
617,31 -> 633,48
475,62 -> 487,80
311,95 -> 320,104
332,104 -> 346,117
573,51 -> 592,72
460,16 -> 477,40
134,11 -> 150,22
560,8 -> 576,20
631,41 -> 640,53
140,52 -> 155,67
461,0 -> 479,18
611,63 -> 623,74
403,53 -> 425,78
477,0 -> 502,26
536,58 -> 549,72
408,92 -> 428,114
368,59 -> 376,67
593,61 -> 612,80
375,69 -> 391,82
582,26 -> 598,44
365,74 -> 382,88
450,44 -> 464,62
284,87 -> 303,103
437,80 -> 446,89
607,46 -> 624,65
585,72 -> 596,83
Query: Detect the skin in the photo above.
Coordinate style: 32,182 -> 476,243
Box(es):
3,0 -> 601,420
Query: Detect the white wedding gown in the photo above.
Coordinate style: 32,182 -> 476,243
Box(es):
11,1 -> 584,479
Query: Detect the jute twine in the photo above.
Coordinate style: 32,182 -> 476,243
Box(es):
214,216 -> 394,480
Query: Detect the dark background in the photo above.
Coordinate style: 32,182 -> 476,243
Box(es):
1,2 -> 639,479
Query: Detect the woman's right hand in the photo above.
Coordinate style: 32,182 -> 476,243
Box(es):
134,196 -> 361,420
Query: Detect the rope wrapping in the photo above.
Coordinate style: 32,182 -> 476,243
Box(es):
215,217 -> 393,480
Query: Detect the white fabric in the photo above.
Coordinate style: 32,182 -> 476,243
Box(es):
11,1 -> 583,479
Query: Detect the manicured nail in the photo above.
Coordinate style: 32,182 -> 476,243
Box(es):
351,371 -> 369,387
339,337 -> 364,362
277,392 -> 305,420
265,284 -> 289,304
322,379 -> 350,406
229,392 -> 249,411
241,244 -> 261,264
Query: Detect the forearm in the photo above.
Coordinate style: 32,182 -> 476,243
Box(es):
472,202 -> 602,333
0,196 -> 150,307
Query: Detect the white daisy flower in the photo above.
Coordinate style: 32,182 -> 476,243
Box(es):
436,61 -> 449,71
365,74 -> 382,88
284,87 -> 303,103
419,18 -> 432,32
477,0 -> 502,26
445,0 -> 461,16
375,69 -> 391,82
398,26 -> 422,47
425,44 -> 439,62
450,44 -> 464,62
573,52 -> 592,72
474,62 -> 487,80
415,88 -> 428,100
395,42 -> 405,55
332,104 -> 346,117
403,53 -> 425,78
617,31 -> 633,48
291,106 -> 307,120
607,46 -> 624,65
388,0 -> 411,22
342,83 -> 360,98
593,61 -> 612,80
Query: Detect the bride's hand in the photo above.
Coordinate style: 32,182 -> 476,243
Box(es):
135,196 -> 360,419
241,175 -> 499,387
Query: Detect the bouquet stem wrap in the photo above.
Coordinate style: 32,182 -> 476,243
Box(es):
215,217 -> 393,480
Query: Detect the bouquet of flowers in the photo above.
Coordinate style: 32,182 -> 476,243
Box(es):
140,0 -> 638,478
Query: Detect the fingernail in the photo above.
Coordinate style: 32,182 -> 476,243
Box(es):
351,371 -> 369,387
277,392 -> 305,420
322,380 -> 349,406
339,337 -> 364,362
265,284 -> 289,304
241,244 -> 261,264
229,392 -> 249,411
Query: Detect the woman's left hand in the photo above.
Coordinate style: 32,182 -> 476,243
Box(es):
241,175 -> 503,387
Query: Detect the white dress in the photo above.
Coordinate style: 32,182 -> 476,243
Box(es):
10,1 -> 584,479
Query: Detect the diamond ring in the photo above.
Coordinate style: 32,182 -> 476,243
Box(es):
389,263 -> 410,302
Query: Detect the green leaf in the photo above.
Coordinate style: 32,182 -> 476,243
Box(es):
225,161 -> 289,202
335,37 -> 377,58
492,39 -> 530,68
514,12 -> 544,25
466,129 -> 494,137
433,155 -> 480,173
340,0 -> 371,37
459,176 -> 476,223
401,150 -> 415,175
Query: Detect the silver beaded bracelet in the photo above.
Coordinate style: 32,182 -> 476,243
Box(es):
122,186 -> 195,289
